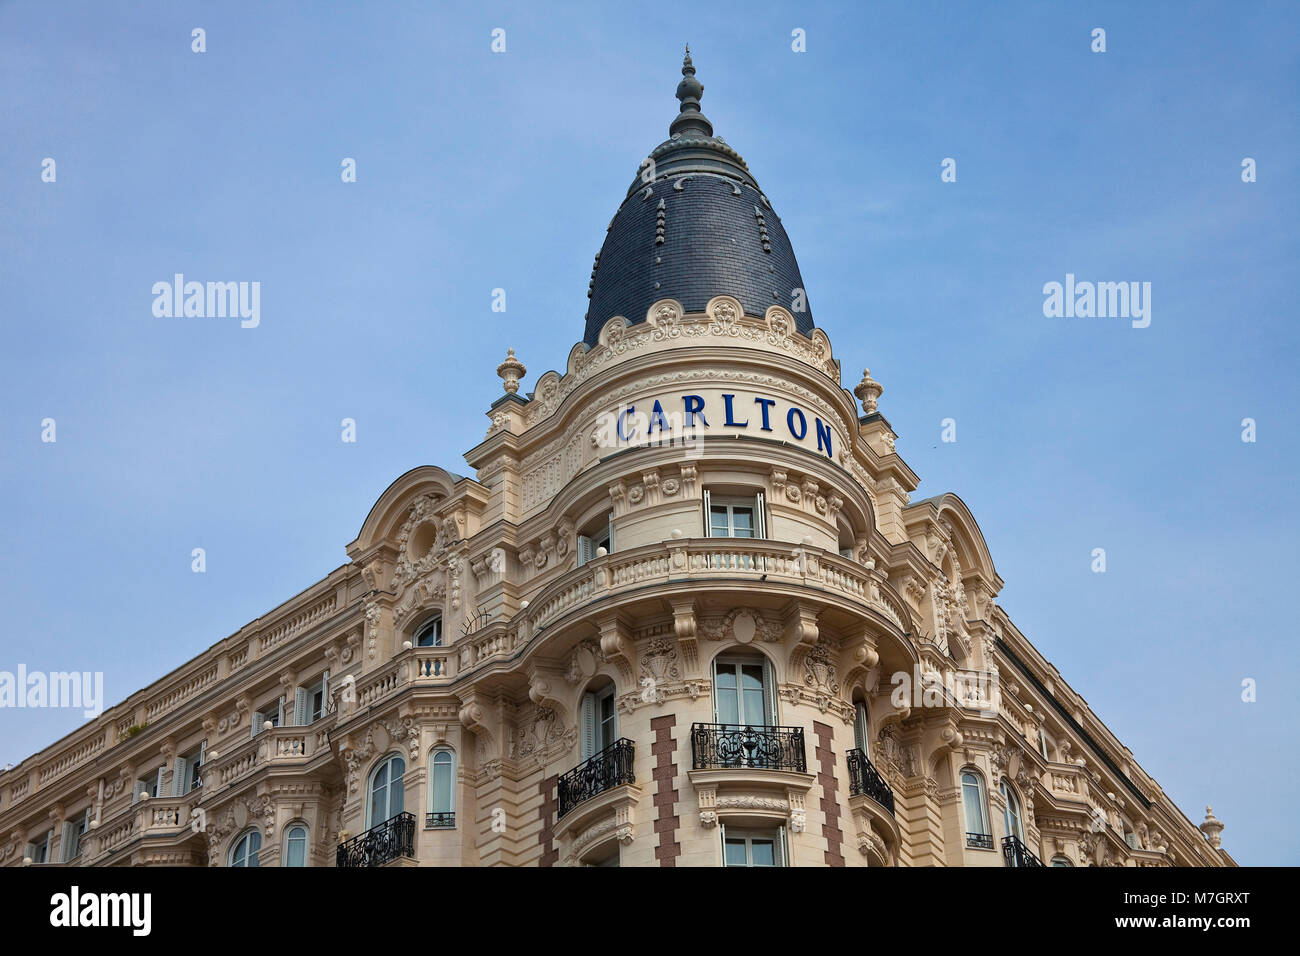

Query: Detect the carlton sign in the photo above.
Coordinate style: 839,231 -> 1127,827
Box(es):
594,392 -> 837,460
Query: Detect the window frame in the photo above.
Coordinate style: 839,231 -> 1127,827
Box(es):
415,616 -> 443,648
961,770 -> 991,841
229,828 -> 262,867
703,490 -> 766,539
577,512 -> 614,567
283,823 -> 309,867
428,748 -> 457,824
712,653 -> 776,727
1000,778 -> 1024,843
580,682 -> 618,760
366,752 -> 407,829
720,824 -> 786,867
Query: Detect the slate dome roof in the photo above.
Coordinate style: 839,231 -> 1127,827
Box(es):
582,49 -> 814,347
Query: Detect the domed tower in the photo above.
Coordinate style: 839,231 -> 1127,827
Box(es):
583,48 -> 814,346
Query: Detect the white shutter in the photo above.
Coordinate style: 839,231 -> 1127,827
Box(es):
173,756 -> 188,796
580,693 -> 597,760
294,687 -> 309,726
251,710 -> 264,738
155,766 -> 166,798
607,512 -> 615,552
196,741 -> 207,789
776,826 -> 788,867
277,695 -> 286,726
60,822 -> 75,862
577,535 -> 594,567
718,822 -> 727,866
703,489 -> 712,536
755,492 -> 766,538
321,670 -> 331,715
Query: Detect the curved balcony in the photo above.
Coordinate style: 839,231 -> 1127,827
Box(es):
337,812 -> 416,868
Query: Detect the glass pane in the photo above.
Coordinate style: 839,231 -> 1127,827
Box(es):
741,665 -> 765,725
750,839 -> 776,867
286,830 -> 306,867
715,668 -> 739,725
962,782 -> 983,833
432,763 -> 452,812
723,838 -> 748,867
731,507 -> 753,537
710,506 -> 729,536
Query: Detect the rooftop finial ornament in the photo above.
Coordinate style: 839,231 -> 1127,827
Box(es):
496,348 -> 526,395
671,44 -> 713,138
854,368 -> 884,415
1199,805 -> 1225,849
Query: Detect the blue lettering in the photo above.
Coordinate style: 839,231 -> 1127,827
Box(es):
723,393 -> 748,427
754,397 -> 775,432
787,407 -> 807,440
648,399 -> 670,434
617,406 -> 636,441
682,394 -> 709,428
815,418 -> 833,457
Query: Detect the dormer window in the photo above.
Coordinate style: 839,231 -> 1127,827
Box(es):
578,512 -> 614,567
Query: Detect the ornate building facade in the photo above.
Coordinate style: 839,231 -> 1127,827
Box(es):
0,53 -> 1234,869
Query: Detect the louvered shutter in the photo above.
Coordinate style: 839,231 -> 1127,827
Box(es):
702,489 -> 712,536
173,756 -> 188,796
577,535 -> 594,567
755,491 -> 767,538
580,693 -> 597,760
321,670 -> 331,715
60,822 -> 75,862
762,658 -> 777,726
607,512 -> 615,552
251,710 -> 264,738
294,687 -> 309,726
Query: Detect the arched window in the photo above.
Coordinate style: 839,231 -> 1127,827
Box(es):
1000,778 -> 1024,842
961,771 -> 991,847
415,617 -> 442,648
428,749 -> 456,828
367,753 -> 406,828
712,653 -> 774,726
229,829 -> 261,867
283,824 -> 308,867
580,679 -> 618,760
1050,856 -> 1074,867
852,700 -> 871,757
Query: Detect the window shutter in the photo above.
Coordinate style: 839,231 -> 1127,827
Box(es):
755,492 -> 766,538
577,535 -> 594,567
173,756 -> 188,796
580,693 -> 597,761
718,822 -> 727,865
607,512 -> 615,552
60,822 -> 75,862
702,489 -> 712,537
854,703 -> 869,755
294,687 -> 309,726
24,842 -> 36,862
277,695 -> 286,726
321,670 -> 331,714
777,826 -> 788,867
154,766 -> 166,799
251,710 -> 264,738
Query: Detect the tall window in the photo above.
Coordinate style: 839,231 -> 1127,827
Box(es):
721,826 -> 785,867
1000,779 -> 1023,842
580,682 -> 617,760
962,771 -> 990,841
367,754 -> 406,828
704,491 -> 766,538
713,655 -> 773,726
853,700 -> 871,757
63,811 -> 89,862
29,831 -> 51,864
174,742 -> 205,796
229,829 -> 261,867
577,513 -> 614,567
416,617 -> 442,648
429,749 -> 456,827
283,824 -> 308,867
295,672 -> 330,724
251,697 -> 284,737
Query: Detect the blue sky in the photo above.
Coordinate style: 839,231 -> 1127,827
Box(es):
2,1 -> 1296,864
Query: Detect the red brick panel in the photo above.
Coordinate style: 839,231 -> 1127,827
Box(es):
813,721 -> 844,866
650,714 -> 681,866
539,773 -> 558,867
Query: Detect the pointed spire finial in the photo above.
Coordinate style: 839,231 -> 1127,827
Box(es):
671,45 -> 713,138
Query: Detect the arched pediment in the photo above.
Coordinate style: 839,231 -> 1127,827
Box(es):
348,465 -> 464,558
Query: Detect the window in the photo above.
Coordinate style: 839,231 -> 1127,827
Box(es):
63,811 -> 89,862
962,771 -> 991,845
721,826 -> 785,867
29,831 -> 52,864
283,824 -> 308,867
367,754 -> 406,828
174,742 -> 205,796
704,490 -> 766,538
1000,778 -> 1024,843
1050,856 -> 1074,867
853,700 -> 871,757
580,682 -> 617,760
415,618 -> 442,648
229,829 -> 261,867
135,766 -> 166,802
577,513 -> 614,567
294,671 -> 331,725
428,749 -> 456,827
1124,828 -> 1140,850
837,518 -> 855,560
713,655 -> 774,726
1038,727 -> 1051,761
251,696 -> 285,737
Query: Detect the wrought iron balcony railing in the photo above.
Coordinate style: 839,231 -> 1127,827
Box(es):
967,832 -> 994,850
845,748 -> 895,814
558,738 -> 636,819
425,811 -> 455,829
336,812 -> 415,868
690,723 -> 806,773
1002,834 -> 1045,867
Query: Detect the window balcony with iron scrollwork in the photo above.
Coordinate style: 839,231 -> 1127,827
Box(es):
846,749 -> 895,815
1002,834 -> 1044,867
967,832 -> 994,850
336,812 -> 416,867
425,811 -> 455,829
690,723 -> 806,773
558,738 -> 635,819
